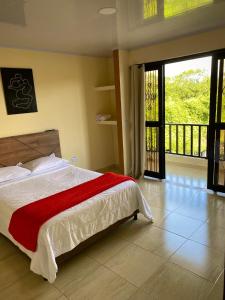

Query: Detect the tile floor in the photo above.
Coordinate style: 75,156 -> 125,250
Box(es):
0,163 -> 224,299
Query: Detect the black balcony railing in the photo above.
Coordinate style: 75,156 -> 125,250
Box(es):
165,123 -> 208,158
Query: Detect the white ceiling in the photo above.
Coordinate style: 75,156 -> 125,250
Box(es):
0,0 -> 224,57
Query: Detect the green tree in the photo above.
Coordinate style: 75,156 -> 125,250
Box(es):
165,69 -> 210,124
165,69 -> 210,155
145,69 -> 211,157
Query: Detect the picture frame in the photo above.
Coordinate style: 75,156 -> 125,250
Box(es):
1,68 -> 38,115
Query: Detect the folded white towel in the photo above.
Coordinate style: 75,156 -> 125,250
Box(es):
96,114 -> 111,121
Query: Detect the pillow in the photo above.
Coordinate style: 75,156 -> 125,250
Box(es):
0,166 -> 31,183
22,153 -> 68,173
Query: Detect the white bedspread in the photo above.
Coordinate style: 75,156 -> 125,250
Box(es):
0,165 -> 152,282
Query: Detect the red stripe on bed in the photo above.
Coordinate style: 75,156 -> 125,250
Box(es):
8,172 -> 134,252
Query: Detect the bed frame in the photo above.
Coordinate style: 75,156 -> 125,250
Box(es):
0,130 -> 138,272
0,130 -> 61,166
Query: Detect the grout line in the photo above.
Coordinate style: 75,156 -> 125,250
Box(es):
83,251 -> 139,289
0,271 -> 29,294
168,261 -> 214,284
127,289 -> 150,300
150,226 -> 203,243
53,283 -> 69,299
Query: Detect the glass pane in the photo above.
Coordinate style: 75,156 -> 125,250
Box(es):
216,130 -> 225,186
217,59 -> 225,123
146,127 -> 159,172
145,70 -> 159,122
200,126 -> 208,158
164,0 -> 213,18
143,0 -> 213,20
143,0 -> 158,19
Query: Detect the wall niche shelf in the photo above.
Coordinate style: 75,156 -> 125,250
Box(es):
96,120 -> 117,126
95,85 -> 115,91
94,50 -> 124,174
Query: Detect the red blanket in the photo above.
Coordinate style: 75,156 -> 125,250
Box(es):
8,172 -> 134,252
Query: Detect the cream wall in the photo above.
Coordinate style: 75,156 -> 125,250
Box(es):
129,27 -> 225,65
0,47 -> 115,170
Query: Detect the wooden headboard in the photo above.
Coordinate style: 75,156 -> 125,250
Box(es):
0,130 -> 61,167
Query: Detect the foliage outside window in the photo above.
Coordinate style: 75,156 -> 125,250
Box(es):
144,0 -> 213,19
145,68 -> 211,156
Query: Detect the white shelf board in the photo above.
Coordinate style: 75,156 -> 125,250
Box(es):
95,85 -> 115,91
96,120 -> 117,126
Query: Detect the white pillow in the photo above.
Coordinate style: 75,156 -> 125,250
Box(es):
0,166 -> 31,183
22,153 -> 68,173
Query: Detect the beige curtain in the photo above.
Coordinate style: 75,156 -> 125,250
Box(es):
130,64 -> 145,178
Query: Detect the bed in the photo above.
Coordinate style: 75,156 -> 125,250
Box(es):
0,130 -> 153,283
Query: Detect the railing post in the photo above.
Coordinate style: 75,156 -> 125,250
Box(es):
191,125 -> 193,156
199,126 -> 201,157
176,124 -> 178,155
165,123 -> 208,159
206,125 -> 209,158
169,124 -> 172,153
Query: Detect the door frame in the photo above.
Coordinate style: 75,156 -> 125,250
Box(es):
143,47 -> 225,189
144,48 -> 225,69
144,62 -> 165,179
207,52 -> 225,192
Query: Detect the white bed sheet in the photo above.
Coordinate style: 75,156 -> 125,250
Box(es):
0,165 -> 153,282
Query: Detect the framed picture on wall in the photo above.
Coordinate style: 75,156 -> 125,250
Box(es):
1,68 -> 38,115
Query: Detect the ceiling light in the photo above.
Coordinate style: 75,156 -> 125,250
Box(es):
98,7 -> 117,15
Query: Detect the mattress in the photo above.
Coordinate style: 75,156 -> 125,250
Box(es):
0,165 -> 153,282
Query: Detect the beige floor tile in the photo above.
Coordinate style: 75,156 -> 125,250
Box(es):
54,253 -> 100,290
0,272 -> 62,300
216,196 -> 225,209
141,262 -> 213,300
0,253 -> 30,290
174,191 -> 222,221
170,240 -> 224,283
166,176 -> 206,189
161,185 -> 197,209
149,205 -> 171,226
208,207 -> 225,229
144,189 -> 185,211
57,296 -> 68,300
0,234 -> 19,261
105,244 -> 166,287
63,265 -> 136,300
129,289 -> 152,300
190,222 -> 225,251
138,179 -> 167,196
158,212 -> 203,237
196,190 -> 223,203
83,232 -> 129,264
133,226 -> 186,258
139,181 -> 170,209
207,271 -> 224,300
111,217 -> 153,243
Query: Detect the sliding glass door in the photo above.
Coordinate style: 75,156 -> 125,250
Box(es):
208,52 -> 225,192
144,63 -> 165,179
143,49 -> 225,188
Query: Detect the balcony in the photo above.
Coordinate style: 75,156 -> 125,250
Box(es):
165,123 -> 208,159
146,123 -> 208,168
145,123 -> 208,181
146,122 -> 225,187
